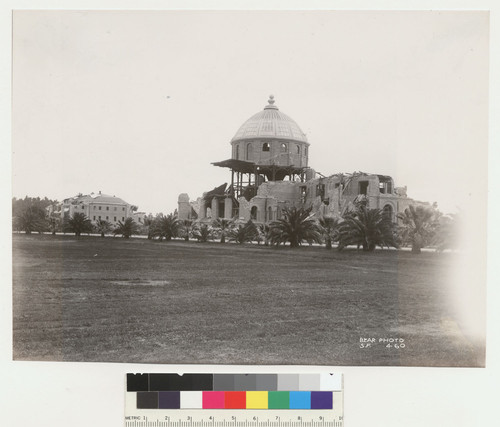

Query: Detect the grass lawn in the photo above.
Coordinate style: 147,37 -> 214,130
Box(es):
12,234 -> 485,366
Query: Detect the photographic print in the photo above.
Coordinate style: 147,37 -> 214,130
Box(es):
11,10 -> 488,366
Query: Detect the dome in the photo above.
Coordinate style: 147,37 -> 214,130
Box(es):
231,95 -> 308,143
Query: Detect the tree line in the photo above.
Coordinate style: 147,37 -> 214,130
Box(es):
13,197 -> 460,253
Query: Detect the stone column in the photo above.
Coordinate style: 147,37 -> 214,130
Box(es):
177,193 -> 191,220
224,196 -> 233,219
198,199 -> 206,220
211,197 -> 219,219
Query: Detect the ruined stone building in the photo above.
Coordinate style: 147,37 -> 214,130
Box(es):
178,96 -> 422,223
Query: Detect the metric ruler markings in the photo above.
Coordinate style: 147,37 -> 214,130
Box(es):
125,419 -> 344,427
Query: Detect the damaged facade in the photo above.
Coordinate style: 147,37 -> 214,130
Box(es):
178,95 -> 422,223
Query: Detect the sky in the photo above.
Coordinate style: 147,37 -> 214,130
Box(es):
12,10 -> 489,216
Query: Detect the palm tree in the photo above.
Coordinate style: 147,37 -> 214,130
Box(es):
338,206 -> 397,251
48,214 -> 59,235
179,219 -> 194,241
150,213 -> 180,241
319,216 -> 340,249
66,212 -> 93,237
141,214 -> 155,239
113,217 -> 140,238
47,202 -> 61,235
212,218 -> 234,243
257,223 -> 272,246
95,219 -> 112,237
397,205 -> 438,253
14,205 -> 47,234
192,223 -> 214,243
269,206 -> 321,248
228,220 -> 257,244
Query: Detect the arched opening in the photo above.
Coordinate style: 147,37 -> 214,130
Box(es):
383,204 -> 394,221
268,206 -> 272,221
262,142 -> 270,152
246,143 -> 252,160
305,147 -> 308,157
296,145 -> 300,154
218,199 -> 225,218
251,206 -> 258,220
235,145 -> 239,160
281,143 -> 287,152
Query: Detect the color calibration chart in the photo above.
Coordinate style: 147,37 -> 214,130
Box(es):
125,373 -> 343,427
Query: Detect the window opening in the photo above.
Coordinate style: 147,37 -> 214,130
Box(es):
300,186 -> 307,203
251,206 -> 258,220
378,176 -> 393,194
316,183 -> 325,200
218,199 -> 225,218
359,181 -> 369,195
383,204 -> 393,221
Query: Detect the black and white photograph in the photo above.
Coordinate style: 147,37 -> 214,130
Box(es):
10,10 -> 489,368
3,2 -> 500,427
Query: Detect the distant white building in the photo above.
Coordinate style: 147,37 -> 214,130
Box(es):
131,211 -> 147,224
54,192 -> 137,226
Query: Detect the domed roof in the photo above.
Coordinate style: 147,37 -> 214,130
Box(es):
231,95 -> 308,143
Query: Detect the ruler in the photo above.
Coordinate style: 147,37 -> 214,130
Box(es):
124,410 -> 344,427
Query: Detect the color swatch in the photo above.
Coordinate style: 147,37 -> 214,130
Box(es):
127,374 -> 341,410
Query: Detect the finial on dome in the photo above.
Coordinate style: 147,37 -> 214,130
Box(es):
264,94 -> 278,110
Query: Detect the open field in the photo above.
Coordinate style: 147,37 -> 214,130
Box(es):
12,234 -> 485,366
